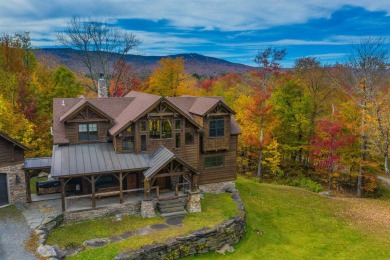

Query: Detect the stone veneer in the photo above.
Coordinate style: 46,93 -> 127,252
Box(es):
0,163 -> 26,205
199,181 -> 235,194
115,190 -> 246,260
141,199 -> 157,218
64,201 -> 141,223
186,192 -> 201,213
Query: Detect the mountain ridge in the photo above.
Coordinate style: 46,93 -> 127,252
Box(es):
34,48 -> 255,77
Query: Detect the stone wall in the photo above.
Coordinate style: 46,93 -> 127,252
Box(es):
115,191 -> 246,260
186,192 -> 201,213
199,181 -> 235,194
0,163 -> 26,204
141,199 -> 157,218
64,201 -> 141,223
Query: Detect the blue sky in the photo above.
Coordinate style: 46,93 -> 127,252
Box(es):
1,1 -> 390,67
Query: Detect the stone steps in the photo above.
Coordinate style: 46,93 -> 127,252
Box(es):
157,197 -> 187,216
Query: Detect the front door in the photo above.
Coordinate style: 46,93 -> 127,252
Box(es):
0,174 -> 9,206
127,174 -> 138,190
156,177 -> 170,190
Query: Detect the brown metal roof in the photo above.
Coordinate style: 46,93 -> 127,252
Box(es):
189,97 -> 220,116
0,131 -> 29,151
51,143 -> 150,178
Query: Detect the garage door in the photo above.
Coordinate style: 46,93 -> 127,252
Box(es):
0,174 -> 8,206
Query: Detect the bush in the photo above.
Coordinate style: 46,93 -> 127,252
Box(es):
281,177 -> 323,193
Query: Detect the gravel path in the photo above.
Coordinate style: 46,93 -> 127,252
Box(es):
0,204 -> 36,260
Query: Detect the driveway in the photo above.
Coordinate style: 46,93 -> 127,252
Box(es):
0,204 -> 36,260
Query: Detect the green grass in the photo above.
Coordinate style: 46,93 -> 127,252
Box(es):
47,193 -> 237,259
189,177 -> 390,259
29,176 -> 47,194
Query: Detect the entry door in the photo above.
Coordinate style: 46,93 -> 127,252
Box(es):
156,177 -> 169,190
0,174 -> 8,206
127,174 -> 138,190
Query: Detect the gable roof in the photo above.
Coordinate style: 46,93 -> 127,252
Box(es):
109,92 -> 162,136
189,97 -> 235,116
59,98 -> 114,123
0,131 -> 29,151
143,145 -> 198,180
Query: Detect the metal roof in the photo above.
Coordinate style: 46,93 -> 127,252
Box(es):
51,143 -> 150,178
23,157 -> 52,170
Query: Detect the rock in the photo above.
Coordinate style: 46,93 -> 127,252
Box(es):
226,188 -> 238,193
115,214 -> 122,221
37,244 -> 57,258
53,244 -> 67,260
83,238 -> 108,248
216,244 -> 234,255
115,249 -> 145,260
319,191 -> 333,197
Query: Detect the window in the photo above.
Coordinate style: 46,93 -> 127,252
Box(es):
140,121 -> 147,132
149,119 -> 172,139
141,135 -> 147,152
209,116 -> 224,137
174,119 -> 181,130
175,133 -> 181,148
185,132 -> 194,145
78,123 -> 98,141
205,156 -> 224,168
122,136 -> 134,152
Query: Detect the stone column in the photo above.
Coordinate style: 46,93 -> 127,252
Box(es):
186,191 -> 201,213
141,199 -> 156,218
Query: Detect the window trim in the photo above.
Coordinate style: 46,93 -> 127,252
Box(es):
78,123 -> 98,142
204,155 -> 224,168
209,116 -> 225,138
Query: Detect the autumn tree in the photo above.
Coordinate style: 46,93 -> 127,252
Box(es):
253,47 -> 286,179
110,60 -> 141,97
56,17 -> 141,95
147,57 -> 197,96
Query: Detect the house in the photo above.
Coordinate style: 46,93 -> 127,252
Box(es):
0,131 -> 29,207
43,81 -> 241,218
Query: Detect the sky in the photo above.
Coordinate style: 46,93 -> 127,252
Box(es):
1,1 -> 390,67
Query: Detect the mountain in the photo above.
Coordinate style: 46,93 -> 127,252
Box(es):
34,48 -> 255,77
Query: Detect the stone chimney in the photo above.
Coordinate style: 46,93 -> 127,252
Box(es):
98,73 -> 108,98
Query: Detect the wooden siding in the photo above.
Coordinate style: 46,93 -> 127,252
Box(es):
0,137 -> 24,164
199,135 -> 237,184
203,115 -> 231,152
184,120 -> 199,169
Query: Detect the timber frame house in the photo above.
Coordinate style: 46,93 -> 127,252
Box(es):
48,90 -> 241,213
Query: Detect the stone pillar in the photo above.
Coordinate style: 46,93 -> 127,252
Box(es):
141,199 -> 156,218
186,191 -> 201,213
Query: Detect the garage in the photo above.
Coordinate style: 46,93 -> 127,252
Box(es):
0,173 -> 8,206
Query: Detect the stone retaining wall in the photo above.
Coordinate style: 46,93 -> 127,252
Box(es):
64,201 -> 141,223
0,163 -> 26,204
199,181 -> 235,194
115,191 -> 246,260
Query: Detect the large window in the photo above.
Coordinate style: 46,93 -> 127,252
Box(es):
122,136 -> 134,152
209,117 -> 224,137
78,123 -> 98,141
205,156 -> 224,168
185,132 -> 194,145
141,135 -> 147,152
149,119 -> 172,139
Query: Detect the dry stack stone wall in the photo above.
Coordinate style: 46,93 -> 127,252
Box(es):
199,181 -> 235,194
115,190 -> 246,260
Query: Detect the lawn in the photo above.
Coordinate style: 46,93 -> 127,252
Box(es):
189,177 -> 390,259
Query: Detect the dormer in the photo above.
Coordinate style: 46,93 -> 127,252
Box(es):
60,99 -> 113,144
189,97 -> 235,152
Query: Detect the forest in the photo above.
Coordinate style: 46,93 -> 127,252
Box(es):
0,32 -> 389,197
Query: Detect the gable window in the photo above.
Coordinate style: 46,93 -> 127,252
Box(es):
149,119 -> 172,139
175,133 -> 181,148
141,135 -> 147,152
140,121 -> 147,132
78,123 -> 98,141
209,116 -> 224,138
122,136 -> 134,152
174,119 -> 181,130
205,156 -> 224,168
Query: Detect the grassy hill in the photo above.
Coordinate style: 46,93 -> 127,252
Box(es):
191,177 -> 390,259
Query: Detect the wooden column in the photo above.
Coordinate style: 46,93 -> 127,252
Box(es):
25,171 -> 31,203
192,174 -> 199,192
91,175 -> 96,208
61,178 -> 66,212
144,179 -> 150,198
119,172 -> 123,204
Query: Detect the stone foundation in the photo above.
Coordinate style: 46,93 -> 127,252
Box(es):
141,199 -> 157,218
0,163 -> 26,204
186,192 -> 201,213
199,181 -> 235,194
64,201 -> 141,223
